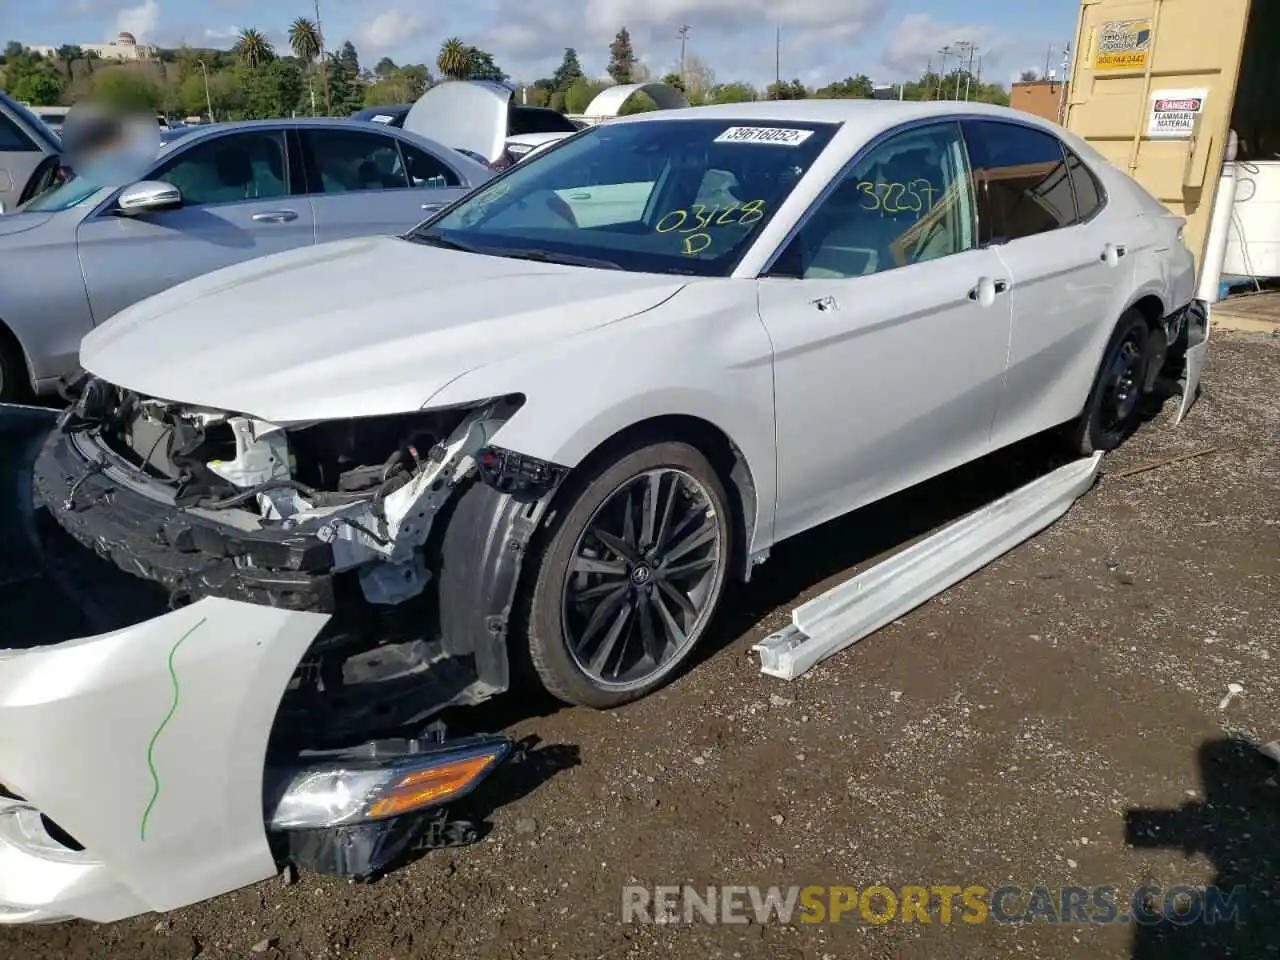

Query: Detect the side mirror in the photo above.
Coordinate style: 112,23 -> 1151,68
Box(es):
117,180 -> 183,216
0,200 -> 6,216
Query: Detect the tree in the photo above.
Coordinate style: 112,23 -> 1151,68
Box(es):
552,48 -> 584,92
325,49 -> 365,115
1019,69 -> 1040,82
466,48 -> 507,82
287,17 -> 326,113
680,53 -> 715,104
339,41 -> 360,72
11,72 -> 63,105
242,59 -> 304,118
437,38 -> 470,80
233,29 -> 276,68
91,67 -> 163,111
55,45 -> 86,79
766,79 -> 808,100
710,81 -> 756,104
288,18 -> 321,64
815,74 -> 874,99
523,85 -> 551,107
374,57 -> 397,77
564,76 -> 606,114
660,72 -> 685,93
618,91 -> 658,114
607,27 -> 636,85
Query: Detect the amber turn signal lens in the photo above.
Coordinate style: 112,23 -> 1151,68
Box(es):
365,753 -> 500,818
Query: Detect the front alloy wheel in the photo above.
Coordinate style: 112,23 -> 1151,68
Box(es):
523,441 -> 732,708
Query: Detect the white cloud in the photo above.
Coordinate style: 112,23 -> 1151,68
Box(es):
357,10 -> 428,53
114,0 -> 160,40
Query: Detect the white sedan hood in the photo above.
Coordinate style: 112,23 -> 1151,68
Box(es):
80,235 -> 686,423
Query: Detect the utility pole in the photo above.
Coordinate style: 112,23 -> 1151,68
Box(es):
197,59 -> 213,121
314,0 -> 332,115
952,40 -> 974,99
677,24 -> 690,82
1044,44 -> 1054,81
935,45 -> 951,99
774,26 -> 781,88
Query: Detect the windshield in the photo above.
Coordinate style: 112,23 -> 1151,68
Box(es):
409,118 -> 837,277
18,176 -> 104,213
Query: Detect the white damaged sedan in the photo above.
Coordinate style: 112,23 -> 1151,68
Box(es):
0,100 -> 1206,923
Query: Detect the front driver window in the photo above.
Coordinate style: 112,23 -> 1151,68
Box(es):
775,122 -> 976,280
152,131 -> 288,206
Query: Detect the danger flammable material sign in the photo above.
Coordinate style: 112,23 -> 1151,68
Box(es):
1147,89 -> 1208,140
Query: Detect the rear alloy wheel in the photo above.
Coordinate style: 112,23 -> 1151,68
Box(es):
523,441 -> 732,708
1067,310 -> 1151,455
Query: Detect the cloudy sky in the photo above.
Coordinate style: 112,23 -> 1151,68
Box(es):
9,0 -> 1079,87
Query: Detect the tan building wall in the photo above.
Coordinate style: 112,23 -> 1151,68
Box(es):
1010,81 -> 1067,124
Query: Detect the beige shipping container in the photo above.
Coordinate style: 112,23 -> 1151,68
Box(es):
1063,0 -> 1278,270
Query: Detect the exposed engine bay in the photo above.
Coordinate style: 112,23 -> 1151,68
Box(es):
39,376 -> 568,751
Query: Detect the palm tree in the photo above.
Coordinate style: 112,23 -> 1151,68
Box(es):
233,28 -> 275,69
288,17 -> 327,114
288,18 -> 321,63
437,37 -> 471,80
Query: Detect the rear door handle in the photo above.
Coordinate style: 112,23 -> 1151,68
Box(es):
421,203 -> 445,213
1101,243 -> 1128,264
252,210 -> 298,223
993,279 -> 1009,294
568,192 -> 592,200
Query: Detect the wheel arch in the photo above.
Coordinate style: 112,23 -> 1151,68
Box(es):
554,413 -> 761,582
0,316 -> 35,400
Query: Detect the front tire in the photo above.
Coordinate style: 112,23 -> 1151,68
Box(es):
521,439 -> 733,709
1066,310 -> 1150,455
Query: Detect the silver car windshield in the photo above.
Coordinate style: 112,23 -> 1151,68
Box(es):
18,176 -> 102,213
408,118 -> 838,277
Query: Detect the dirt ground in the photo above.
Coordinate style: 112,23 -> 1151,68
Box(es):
4,330 -> 1278,960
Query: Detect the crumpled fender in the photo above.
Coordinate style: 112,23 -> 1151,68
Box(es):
0,596 -> 328,922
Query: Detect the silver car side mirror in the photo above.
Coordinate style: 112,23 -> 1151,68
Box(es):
117,180 -> 183,216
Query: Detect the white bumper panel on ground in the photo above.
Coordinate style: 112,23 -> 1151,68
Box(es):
1175,301 -> 1211,425
754,453 -> 1104,681
0,597 -> 328,923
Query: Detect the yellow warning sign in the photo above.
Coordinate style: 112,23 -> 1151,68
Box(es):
1094,18 -> 1152,70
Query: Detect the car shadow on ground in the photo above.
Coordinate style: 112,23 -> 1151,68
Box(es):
1125,737 -> 1280,959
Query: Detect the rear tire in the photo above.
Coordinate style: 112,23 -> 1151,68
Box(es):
521,439 -> 733,709
1066,310 -> 1150,455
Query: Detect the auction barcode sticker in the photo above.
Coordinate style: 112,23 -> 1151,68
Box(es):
714,126 -> 814,146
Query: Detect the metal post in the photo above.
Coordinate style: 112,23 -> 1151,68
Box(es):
678,24 -> 689,82
314,0 -> 331,115
775,26 -> 781,89
198,59 -> 213,121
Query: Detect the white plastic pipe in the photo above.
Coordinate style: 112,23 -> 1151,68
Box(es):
1197,129 -> 1240,303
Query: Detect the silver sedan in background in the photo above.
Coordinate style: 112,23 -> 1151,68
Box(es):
0,117 -> 492,400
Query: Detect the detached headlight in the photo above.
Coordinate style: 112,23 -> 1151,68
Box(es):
268,735 -> 511,830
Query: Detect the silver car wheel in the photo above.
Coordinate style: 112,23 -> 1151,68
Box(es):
561,468 -> 724,689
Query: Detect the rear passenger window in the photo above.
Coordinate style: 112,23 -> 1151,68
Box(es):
0,111 -> 37,151
1065,149 -> 1105,222
964,121 -> 1075,243
398,142 -> 461,187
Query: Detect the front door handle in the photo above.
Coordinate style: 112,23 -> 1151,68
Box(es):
568,192 -> 592,200
252,210 -> 298,223
421,203 -> 445,213
967,277 -> 1009,306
